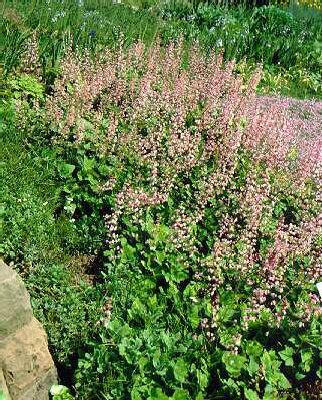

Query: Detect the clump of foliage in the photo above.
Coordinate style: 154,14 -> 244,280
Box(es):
27,262 -> 106,367
159,2 -> 322,97
159,3 -> 321,67
15,39 -> 322,399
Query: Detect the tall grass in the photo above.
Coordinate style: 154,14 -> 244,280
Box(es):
161,1 -> 322,66
0,0 -> 161,73
2,0 -> 321,74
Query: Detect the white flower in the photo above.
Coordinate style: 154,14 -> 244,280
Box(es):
316,282 -> 322,300
216,38 -> 223,47
52,10 -> 66,23
50,385 -> 67,395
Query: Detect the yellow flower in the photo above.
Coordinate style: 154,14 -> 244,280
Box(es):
297,0 -> 322,10
275,0 -> 322,10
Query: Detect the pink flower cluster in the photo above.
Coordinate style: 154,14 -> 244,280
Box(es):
41,40 -> 322,334
245,96 -> 322,183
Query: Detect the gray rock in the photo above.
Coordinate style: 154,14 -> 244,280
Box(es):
0,260 -> 33,340
0,260 -> 57,400
0,369 -> 12,400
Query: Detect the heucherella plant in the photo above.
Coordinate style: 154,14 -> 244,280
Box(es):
16,40 -> 322,399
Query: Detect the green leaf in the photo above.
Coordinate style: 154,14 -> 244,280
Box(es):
218,304 -> 235,322
248,357 -> 260,375
154,224 -> 170,243
98,163 -> 110,175
172,389 -> 189,400
156,251 -> 166,264
129,298 -> 146,318
188,305 -> 200,328
301,349 -> 313,363
83,156 -> 95,173
277,373 -> 291,390
152,349 -> 168,377
121,242 -> 136,262
244,388 -> 259,400
58,163 -> 75,178
152,348 -> 161,368
222,352 -> 247,378
300,349 -> 313,372
245,341 -> 263,359
262,350 -> 290,389
173,358 -> 189,383
295,372 -> 306,380
148,388 -> 169,400
50,384 -> 69,395
161,331 -> 172,349
14,75 -> 44,98
164,262 -> 188,283
66,82 -> 74,94
263,384 -> 278,400
317,366 -> 322,379
279,346 -> 294,367
262,350 -> 281,375
196,369 -> 209,390
138,356 -> 149,374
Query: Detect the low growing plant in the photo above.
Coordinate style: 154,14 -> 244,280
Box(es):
15,40 -> 321,399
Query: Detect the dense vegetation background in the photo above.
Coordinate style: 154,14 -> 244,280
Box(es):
0,1 -> 321,399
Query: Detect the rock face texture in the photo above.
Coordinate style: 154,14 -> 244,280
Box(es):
0,260 -> 57,400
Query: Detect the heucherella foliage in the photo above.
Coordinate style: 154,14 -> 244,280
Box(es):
17,40 -> 322,399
